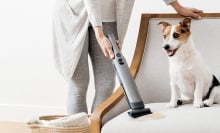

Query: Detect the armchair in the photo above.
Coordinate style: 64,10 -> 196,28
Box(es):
90,13 -> 220,133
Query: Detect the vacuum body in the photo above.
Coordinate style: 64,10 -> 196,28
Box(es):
108,34 -> 152,118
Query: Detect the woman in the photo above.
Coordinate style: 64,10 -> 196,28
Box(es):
53,0 -> 203,114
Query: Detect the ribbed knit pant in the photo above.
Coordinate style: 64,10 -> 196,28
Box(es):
67,22 -> 118,114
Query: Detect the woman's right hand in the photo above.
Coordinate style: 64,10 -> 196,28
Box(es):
94,26 -> 115,59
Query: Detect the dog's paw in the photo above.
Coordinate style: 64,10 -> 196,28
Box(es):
203,99 -> 213,107
167,101 -> 178,108
193,101 -> 204,108
177,100 -> 183,105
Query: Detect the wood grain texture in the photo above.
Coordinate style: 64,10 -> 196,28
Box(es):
0,122 -> 29,133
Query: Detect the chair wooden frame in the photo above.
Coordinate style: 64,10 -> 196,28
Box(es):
90,13 -> 220,133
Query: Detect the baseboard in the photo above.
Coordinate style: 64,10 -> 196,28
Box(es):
0,104 -> 66,122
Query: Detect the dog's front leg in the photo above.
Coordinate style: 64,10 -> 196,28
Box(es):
168,82 -> 179,108
194,81 -> 204,108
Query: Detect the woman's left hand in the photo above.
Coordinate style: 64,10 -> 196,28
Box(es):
170,1 -> 203,19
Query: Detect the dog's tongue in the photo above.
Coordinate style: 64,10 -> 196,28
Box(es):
167,50 -> 174,56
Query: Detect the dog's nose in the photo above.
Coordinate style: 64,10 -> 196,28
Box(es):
163,44 -> 170,50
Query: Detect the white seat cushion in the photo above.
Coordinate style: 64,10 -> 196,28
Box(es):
102,103 -> 220,133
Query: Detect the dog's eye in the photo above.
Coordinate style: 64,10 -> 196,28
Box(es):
163,35 -> 167,39
181,29 -> 186,33
173,32 -> 180,39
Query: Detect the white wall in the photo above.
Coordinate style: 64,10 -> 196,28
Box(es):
0,0 -> 67,121
0,0 -> 96,122
1,0 -> 220,122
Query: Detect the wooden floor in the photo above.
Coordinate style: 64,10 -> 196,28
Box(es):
0,122 -> 29,133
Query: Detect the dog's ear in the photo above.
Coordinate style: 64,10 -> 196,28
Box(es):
179,17 -> 191,32
158,21 -> 171,32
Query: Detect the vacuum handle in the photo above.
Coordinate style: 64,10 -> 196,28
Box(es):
108,34 -> 144,109
108,34 -> 120,58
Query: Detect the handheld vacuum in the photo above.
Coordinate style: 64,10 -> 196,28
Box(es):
108,34 -> 152,118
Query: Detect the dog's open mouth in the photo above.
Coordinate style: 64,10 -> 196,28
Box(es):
166,48 -> 178,57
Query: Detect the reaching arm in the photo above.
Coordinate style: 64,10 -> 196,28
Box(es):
83,0 -> 115,59
170,0 -> 203,19
163,0 -> 203,19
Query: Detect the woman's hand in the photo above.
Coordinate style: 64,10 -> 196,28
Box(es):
170,1 -> 203,19
94,26 -> 121,59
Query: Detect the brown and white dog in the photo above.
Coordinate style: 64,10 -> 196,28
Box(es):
158,18 -> 220,108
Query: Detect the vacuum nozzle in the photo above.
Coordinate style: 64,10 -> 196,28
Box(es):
128,108 -> 152,118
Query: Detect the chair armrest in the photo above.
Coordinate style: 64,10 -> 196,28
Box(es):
90,87 -> 124,133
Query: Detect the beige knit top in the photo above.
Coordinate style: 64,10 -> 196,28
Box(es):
101,0 -> 117,22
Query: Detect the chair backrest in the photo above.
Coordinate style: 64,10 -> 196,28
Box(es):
134,13 -> 220,103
